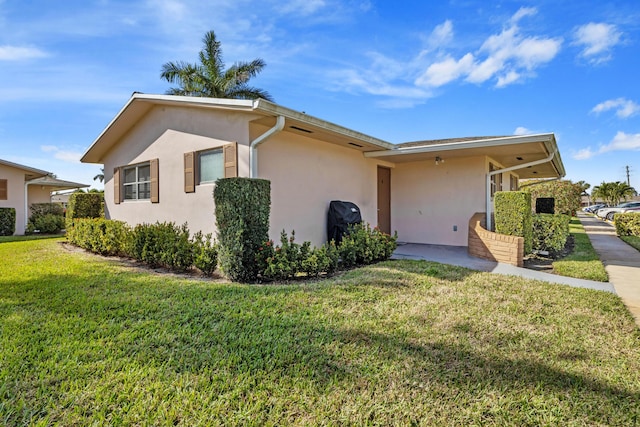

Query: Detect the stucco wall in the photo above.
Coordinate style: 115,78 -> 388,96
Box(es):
102,105 -> 260,235
0,165 -> 27,234
391,156 -> 487,246
258,126 -> 383,247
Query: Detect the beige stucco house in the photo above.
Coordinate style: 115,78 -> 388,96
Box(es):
0,159 -> 89,235
81,93 -> 565,248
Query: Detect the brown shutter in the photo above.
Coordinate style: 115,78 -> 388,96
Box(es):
184,152 -> 195,192
113,168 -> 121,204
150,158 -> 159,203
224,142 -> 238,178
0,179 -> 7,200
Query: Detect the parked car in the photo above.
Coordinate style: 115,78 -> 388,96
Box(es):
597,202 -> 640,221
583,203 -> 606,213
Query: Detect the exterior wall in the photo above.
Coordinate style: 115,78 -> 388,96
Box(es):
258,125 -> 384,247
468,212 -> 524,266
391,156 -> 487,246
0,165 -> 27,234
102,105 -> 260,235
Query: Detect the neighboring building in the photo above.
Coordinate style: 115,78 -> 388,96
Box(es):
0,159 -> 88,234
81,93 -> 565,248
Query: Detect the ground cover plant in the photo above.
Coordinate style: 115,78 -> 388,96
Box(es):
552,218 -> 609,282
1,239 -> 639,425
620,235 -> 640,252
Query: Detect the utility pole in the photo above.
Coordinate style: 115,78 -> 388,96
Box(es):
626,165 -> 631,186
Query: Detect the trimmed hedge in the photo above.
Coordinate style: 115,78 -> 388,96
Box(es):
67,218 -> 131,256
532,213 -> 570,253
495,191 -> 533,254
27,203 -> 65,234
0,207 -> 16,236
214,178 -> 271,282
66,192 -> 104,229
614,213 -> 640,236
130,222 -> 194,271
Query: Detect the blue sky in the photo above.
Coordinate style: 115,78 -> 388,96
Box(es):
1,0 -> 639,191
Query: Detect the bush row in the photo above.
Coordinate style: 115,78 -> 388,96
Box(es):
495,192 -> 533,254
66,192 -> 104,229
0,208 -> 16,236
614,213 -> 640,237
532,213 -> 570,253
67,219 -> 218,275
27,203 -> 66,234
255,223 -> 398,281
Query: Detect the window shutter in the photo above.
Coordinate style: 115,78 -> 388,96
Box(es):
224,142 -> 238,178
113,167 -> 121,204
184,152 -> 195,193
150,158 -> 159,203
0,179 -> 7,200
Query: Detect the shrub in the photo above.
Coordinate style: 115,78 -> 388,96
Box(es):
130,222 -> 194,272
66,192 -> 104,229
193,232 -> 218,276
0,208 -> 16,236
338,223 -> 398,268
68,218 -> 130,256
214,178 -> 270,282
495,191 -> 533,254
614,213 -> 640,237
27,203 -> 65,234
532,213 -> 570,253
521,179 -> 582,216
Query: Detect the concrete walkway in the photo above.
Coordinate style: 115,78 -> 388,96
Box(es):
577,212 -> 640,324
392,242 -> 615,293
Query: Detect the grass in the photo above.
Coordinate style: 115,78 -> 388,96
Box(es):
0,234 -> 64,243
552,218 -> 609,282
1,239 -> 639,426
620,235 -> 640,252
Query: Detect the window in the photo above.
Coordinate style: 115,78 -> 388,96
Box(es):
123,163 -> 151,200
0,179 -> 7,200
510,174 -> 519,191
489,163 -> 502,197
198,148 -> 224,184
184,142 -> 237,193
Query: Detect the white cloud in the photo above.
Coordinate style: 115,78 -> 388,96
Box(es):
416,53 -> 474,87
573,22 -> 621,64
428,20 -> 454,48
514,126 -> 533,135
40,145 -> 83,163
599,131 -> 640,153
510,7 -> 537,24
573,147 -> 595,160
0,45 -> 48,61
279,0 -> 326,16
591,98 -> 640,119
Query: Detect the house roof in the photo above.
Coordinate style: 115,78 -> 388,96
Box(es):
0,158 -> 50,180
80,94 -> 565,179
81,93 -> 395,163
26,176 -> 89,191
364,134 -> 566,179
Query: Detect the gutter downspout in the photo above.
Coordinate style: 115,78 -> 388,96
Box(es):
249,115 -> 285,178
486,150 -> 558,232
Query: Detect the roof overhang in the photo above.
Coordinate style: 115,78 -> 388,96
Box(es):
26,176 -> 89,192
364,134 -> 566,179
81,94 -> 395,164
0,159 -> 50,180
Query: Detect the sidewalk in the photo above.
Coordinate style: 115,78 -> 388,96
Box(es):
577,212 -> 640,325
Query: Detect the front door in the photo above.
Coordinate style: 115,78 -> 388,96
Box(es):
377,166 -> 391,234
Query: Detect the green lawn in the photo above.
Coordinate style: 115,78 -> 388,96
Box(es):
1,239 -> 639,425
620,235 -> 640,252
552,218 -> 609,282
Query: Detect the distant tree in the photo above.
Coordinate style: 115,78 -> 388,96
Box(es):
592,181 -> 636,206
93,168 -> 104,183
160,30 -> 273,101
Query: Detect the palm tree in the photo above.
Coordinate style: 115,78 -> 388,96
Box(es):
93,168 -> 104,183
592,181 -> 636,206
160,30 -> 273,101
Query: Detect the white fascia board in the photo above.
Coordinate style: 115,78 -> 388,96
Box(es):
364,133 -> 556,158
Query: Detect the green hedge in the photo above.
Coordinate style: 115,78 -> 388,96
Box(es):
27,203 -> 65,234
614,213 -> 640,236
494,191 -> 533,254
0,208 -> 16,236
130,222 -> 194,272
532,213 -> 570,253
214,178 -> 271,282
66,192 -> 104,229
67,218 -> 131,256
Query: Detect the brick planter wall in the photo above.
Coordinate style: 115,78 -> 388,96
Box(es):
468,212 -> 524,267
